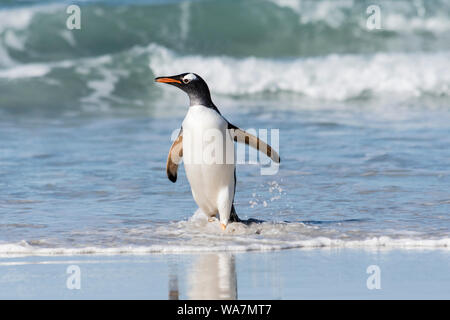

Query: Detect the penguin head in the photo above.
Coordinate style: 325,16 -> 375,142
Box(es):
155,73 -> 212,107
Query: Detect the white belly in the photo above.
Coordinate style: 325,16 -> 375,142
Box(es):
182,105 -> 235,217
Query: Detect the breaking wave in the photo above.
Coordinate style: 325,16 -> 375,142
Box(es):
0,0 -> 449,114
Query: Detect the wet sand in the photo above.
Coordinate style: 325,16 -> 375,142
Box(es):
1,248 -> 449,299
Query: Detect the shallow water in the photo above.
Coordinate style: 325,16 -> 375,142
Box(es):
0,0 -> 449,255
1,105 -> 449,254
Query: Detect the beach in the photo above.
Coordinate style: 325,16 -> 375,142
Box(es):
1,249 -> 449,299
0,0 -> 449,300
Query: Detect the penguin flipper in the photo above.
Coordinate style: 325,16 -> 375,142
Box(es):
166,129 -> 183,183
228,123 -> 280,163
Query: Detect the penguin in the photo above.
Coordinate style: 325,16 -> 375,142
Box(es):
155,73 -> 280,230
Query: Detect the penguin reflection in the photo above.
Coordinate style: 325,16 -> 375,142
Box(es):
168,271 -> 179,300
188,253 -> 237,300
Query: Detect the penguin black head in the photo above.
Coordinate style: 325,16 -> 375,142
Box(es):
155,73 -> 214,107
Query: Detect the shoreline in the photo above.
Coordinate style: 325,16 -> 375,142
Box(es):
0,235 -> 449,258
1,248 -> 449,299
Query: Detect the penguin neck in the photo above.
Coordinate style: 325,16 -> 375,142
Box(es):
188,92 -> 215,109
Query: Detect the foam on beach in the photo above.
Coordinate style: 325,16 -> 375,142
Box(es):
0,237 -> 449,258
1,212 -> 449,258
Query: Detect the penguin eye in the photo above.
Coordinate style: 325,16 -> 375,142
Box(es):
183,78 -> 191,84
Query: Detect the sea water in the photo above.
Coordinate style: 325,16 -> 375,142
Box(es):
0,0 -> 449,256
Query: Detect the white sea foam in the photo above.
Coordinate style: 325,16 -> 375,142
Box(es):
268,0 -> 354,28
268,0 -> 450,32
0,236 -> 448,258
383,14 -> 450,32
0,7 -> 34,34
1,212 -> 448,258
148,44 -> 450,100
0,63 -> 51,79
0,4 -> 63,67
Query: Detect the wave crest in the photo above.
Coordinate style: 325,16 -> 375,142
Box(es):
1,0 -> 450,65
149,44 -> 450,100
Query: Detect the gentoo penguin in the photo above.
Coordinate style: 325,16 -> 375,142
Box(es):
155,73 -> 280,230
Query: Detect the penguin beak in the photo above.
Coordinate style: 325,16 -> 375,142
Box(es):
155,76 -> 181,85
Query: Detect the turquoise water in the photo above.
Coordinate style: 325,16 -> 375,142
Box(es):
0,0 -> 449,255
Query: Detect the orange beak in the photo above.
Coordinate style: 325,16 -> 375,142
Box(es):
155,77 -> 181,84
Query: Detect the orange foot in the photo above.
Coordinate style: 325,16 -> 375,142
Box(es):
221,223 -> 227,231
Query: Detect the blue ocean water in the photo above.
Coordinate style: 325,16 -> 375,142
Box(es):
0,0 -> 449,255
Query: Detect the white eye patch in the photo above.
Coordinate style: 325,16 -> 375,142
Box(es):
183,73 -> 197,83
